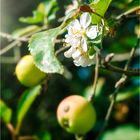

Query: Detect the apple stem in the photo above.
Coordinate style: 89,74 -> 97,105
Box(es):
75,134 -> 85,140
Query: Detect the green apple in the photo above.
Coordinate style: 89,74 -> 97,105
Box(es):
15,55 -> 46,87
57,95 -> 96,135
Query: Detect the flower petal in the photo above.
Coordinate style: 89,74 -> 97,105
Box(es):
73,59 -> 81,66
87,58 -> 95,66
72,49 -> 81,59
78,57 -> 88,67
81,38 -> 88,52
80,12 -> 91,29
86,26 -> 98,39
65,35 -> 81,47
67,19 -> 81,35
64,47 -> 75,58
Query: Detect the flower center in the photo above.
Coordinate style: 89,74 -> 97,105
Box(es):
72,29 -> 86,37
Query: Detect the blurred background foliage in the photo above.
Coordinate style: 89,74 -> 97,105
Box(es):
0,0 -> 140,140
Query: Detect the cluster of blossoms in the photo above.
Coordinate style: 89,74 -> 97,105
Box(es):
64,12 -> 101,67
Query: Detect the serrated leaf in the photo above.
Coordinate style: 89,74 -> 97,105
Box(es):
28,27 -> 64,74
12,25 -> 39,38
16,85 -> 41,126
0,100 -> 12,123
90,0 -> 112,24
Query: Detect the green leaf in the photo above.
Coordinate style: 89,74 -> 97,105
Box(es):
12,25 -> 39,38
101,125 -> 139,140
43,0 -> 59,24
90,0 -> 112,24
37,131 -> 52,140
19,1 -> 58,24
16,85 -> 41,126
19,2 -> 46,24
0,100 -> 12,123
89,0 -> 94,3
112,0 -> 139,10
19,11 -> 44,24
37,3 -> 46,15
116,87 -> 140,102
28,27 -> 64,74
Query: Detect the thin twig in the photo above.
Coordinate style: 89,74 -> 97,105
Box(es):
0,32 -> 29,42
55,46 -> 70,56
96,41 -> 137,140
6,123 -> 17,140
88,53 -> 100,102
0,41 -> 21,55
18,136 -> 38,140
0,26 -> 48,56
6,123 -> 15,134
101,63 -> 140,76
55,39 -> 65,44
112,48 -> 140,62
13,46 -> 21,61
0,56 -> 19,63
102,39 -> 140,76
115,6 -> 140,20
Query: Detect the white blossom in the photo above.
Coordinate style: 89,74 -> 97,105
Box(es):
64,12 -> 99,67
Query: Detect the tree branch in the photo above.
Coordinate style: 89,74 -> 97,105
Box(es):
96,43 -> 137,140
0,41 -> 22,55
101,39 -> 140,76
6,123 -> 17,140
111,49 -> 140,62
115,6 -> 140,20
55,46 -> 70,56
0,26 -> 48,56
0,32 -> 29,42
101,63 -> 140,76
6,123 -> 15,135
18,136 -> 38,140
88,53 -> 100,102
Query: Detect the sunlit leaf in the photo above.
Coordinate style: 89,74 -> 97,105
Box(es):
44,0 -> 58,23
116,87 -> 140,102
19,3 -> 46,24
88,0 -> 94,3
37,3 -> 46,15
101,125 -> 139,140
0,100 -> 12,123
19,1 -> 58,24
16,85 -> 41,126
90,0 -> 112,24
19,11 -> 44,24
28,27 -> 64,74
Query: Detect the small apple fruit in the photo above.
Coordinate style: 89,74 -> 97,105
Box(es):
15,55 -> 46,87
57,95 -> 96,135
